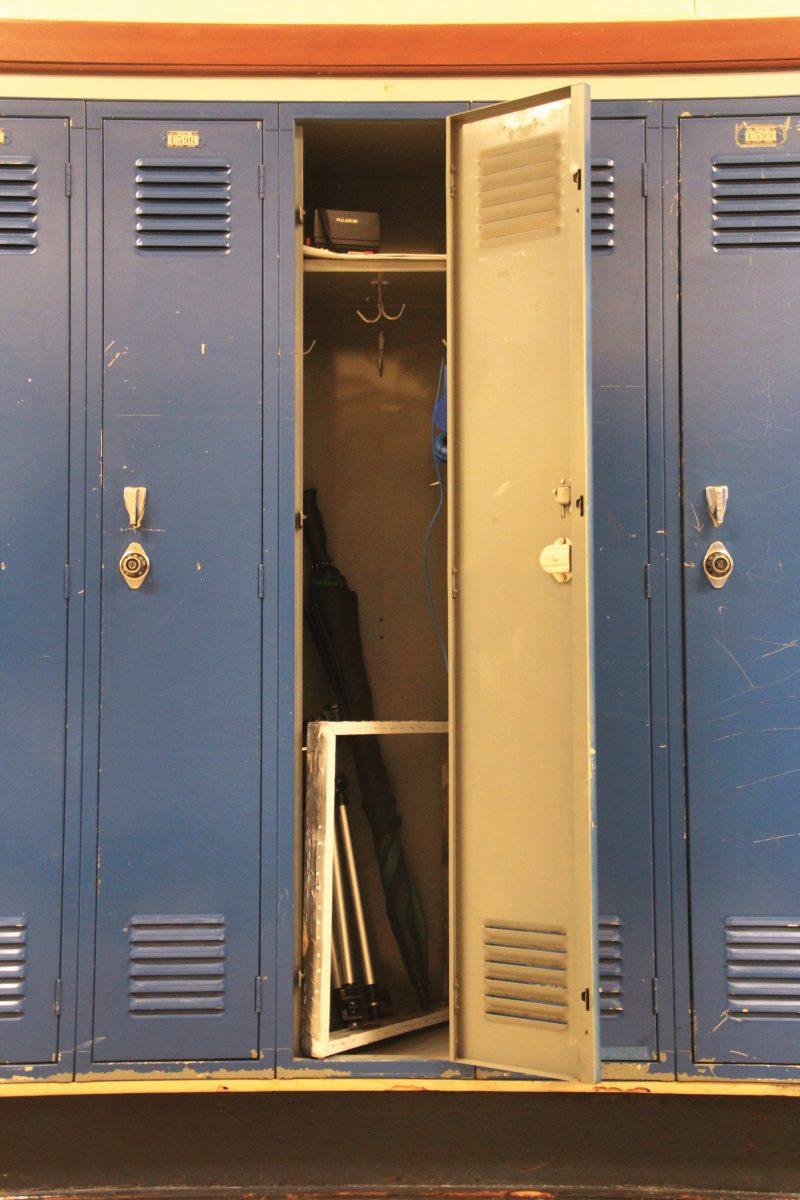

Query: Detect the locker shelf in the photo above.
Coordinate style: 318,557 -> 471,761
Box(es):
303,253 -> 446,273
303,256 -> 446,309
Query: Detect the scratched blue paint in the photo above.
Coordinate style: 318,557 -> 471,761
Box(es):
89,116 -> 266,1064
0,114 -> 74,1068
678,108 -> 800,1068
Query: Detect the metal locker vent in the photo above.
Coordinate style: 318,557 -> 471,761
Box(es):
598,915 -> 624,1017
129,914 -> 226,1017
483,920 -> 568,1026
712,154 -> 800,249
477,134 -> 563,247
134,159 -> 231,253
0,917 -> 26,1018
0,158 -> 37,253
591,158 -> 615,251
726,918 -> 800,1018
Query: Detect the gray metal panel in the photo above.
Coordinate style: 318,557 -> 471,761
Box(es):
448,86 -> 598,1081
0,115 -> 71,1065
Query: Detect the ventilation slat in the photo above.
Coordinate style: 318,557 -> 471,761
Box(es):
484,921 -> 568,1027
135,158 -> 231,254
726,919 -> 800,1017
0,158 -> 36,252
591,158 -> 615,251
599,915 -> 624,1018
130,961 -> 224,977
0,919 -> 26,1018
129,915 -> 226,1017
712,154 -> 800,249
478,135 -> 563,247
129,997 -> 225,1014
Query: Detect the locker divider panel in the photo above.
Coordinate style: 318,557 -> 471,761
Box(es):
0,110 -> 82,1072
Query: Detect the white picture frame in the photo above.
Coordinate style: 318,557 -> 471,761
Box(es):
302,719 -> 449,1058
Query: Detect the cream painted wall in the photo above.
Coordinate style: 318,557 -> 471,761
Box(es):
4,71 -> 800,103
2,0 -> 800,21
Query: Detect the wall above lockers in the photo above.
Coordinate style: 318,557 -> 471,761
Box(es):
0,0 -> 798,22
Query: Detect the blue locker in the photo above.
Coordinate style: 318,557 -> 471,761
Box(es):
679,108 -> 800,1067
591,116 -> 660,1062
88,116 -> 266,1064
0,115 -> 73,1066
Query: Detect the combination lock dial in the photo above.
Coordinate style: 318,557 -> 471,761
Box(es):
119,542 -> 150,590
703,540 -> 733,589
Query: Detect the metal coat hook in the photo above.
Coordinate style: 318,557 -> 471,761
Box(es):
303,339 -> 318,356
356,277 -> 406,324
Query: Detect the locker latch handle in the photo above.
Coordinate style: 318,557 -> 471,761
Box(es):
124,486 -> 147,530
539,537 -> 572,583
705,485 -> 728,528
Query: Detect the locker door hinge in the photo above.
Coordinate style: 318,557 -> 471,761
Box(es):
53,978 -> 62,1016
644,561 -> 652,600
449,162 -> 456,199
258,563 -> 265,598
258,163 -> 265,199
573,167 -> 582,191
581,986 -> 591,1011
651,976 -> 659,1015
64,162 -> 72,196
641,160 -> 649,197
63,563 -> 71,599
254,974 -> 267,1013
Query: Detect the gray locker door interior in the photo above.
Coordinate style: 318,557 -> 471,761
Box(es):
90,117 -> 265,1064
449,86 -> 598,1082
0,116 -> 71,1065
591,117 -> 659,1061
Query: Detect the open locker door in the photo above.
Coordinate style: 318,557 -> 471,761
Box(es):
447,85 -> 598,1081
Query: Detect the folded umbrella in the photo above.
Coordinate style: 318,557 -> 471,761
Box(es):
303,487 -> 431,1011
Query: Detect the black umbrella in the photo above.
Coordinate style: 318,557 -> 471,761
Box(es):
303,487 -> 431,1012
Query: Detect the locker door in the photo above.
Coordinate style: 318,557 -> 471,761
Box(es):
448,86 -> 598,1082
681,112 -> 800,1065
591,119 -> 658,1061
0,116 -> 71,1064
92,118 -> 264,1063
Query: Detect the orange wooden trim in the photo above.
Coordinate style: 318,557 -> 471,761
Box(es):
2,17 -> 800,77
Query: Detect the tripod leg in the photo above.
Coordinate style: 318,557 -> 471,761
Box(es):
332,824 -> 365,1027
336,775 -> 381,1021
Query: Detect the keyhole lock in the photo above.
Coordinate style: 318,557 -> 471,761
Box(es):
703,540 -> 733,589
119,541 -> 150,590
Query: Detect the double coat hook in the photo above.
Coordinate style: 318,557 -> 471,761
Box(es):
356,277 -> 406,325
356,277 -> 405,377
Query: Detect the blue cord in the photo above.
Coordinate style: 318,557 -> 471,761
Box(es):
424,355 -> 449,671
